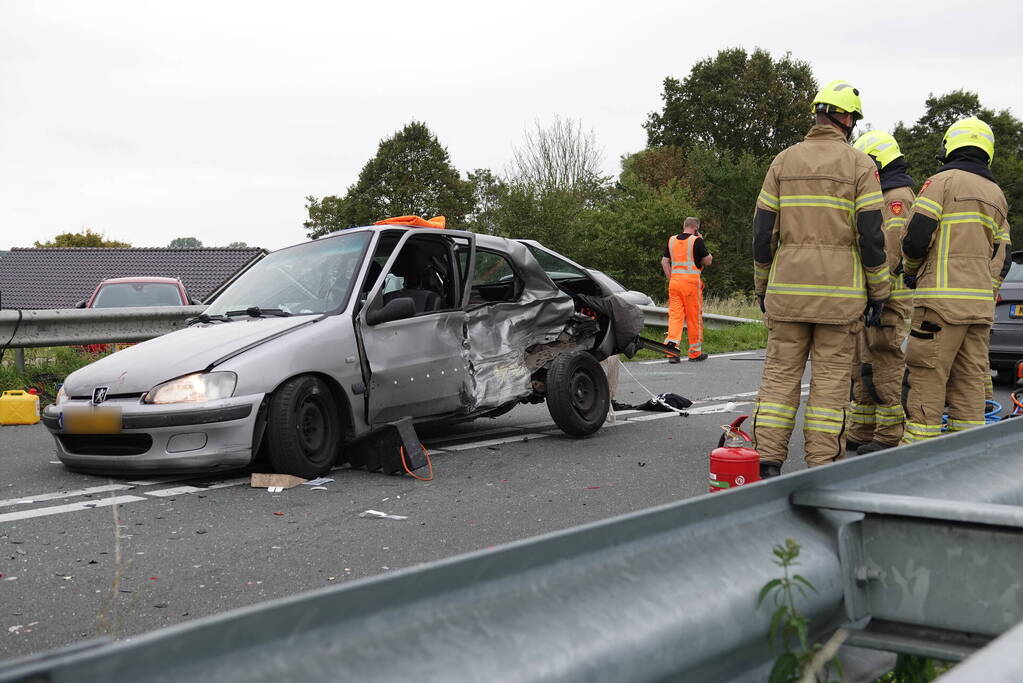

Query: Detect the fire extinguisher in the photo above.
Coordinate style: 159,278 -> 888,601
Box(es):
709,415 -> 761,493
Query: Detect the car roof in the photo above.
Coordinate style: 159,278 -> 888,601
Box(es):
97,276 -> 182,285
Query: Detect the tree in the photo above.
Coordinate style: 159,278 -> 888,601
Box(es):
34,229 -> 131,248
507,116 -> 611,196
645,47 -> 817,159
168,237 -> 203,248
465,168 -> 507,235
226,241 -> 249,248
304,121 -> 474,238
571,173 -> 698,299
894,90 -> 1023,246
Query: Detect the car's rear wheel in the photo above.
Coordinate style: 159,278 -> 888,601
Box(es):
546,352 -> 609,437
266,375 -> 340,478
995,366 -> 1016,386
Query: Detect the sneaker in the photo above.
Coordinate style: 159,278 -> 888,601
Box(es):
759,462 -> 782,478
856,441 -> 894,455
688,352 -> 709,362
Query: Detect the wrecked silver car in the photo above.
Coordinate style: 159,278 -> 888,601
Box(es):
43,224 -> 646,477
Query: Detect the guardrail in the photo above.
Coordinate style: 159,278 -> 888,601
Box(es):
0,306 -> 205,372
637,305 -> 761,329
2,418 -> 1022,682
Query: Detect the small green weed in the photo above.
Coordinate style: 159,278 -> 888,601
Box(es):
758,538 -> 842,683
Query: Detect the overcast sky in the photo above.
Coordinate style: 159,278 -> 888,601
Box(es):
2,0 -> 1020,252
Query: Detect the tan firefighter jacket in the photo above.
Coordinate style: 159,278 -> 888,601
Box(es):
883,185 -> 916,321
902,169 -> 1011,324
754,125 -> 890,324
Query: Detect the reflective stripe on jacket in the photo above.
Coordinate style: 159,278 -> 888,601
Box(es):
903,169 -> 1011,324
754,125 -> 889,324
668,235 -> 701,280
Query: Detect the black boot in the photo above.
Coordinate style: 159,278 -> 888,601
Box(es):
666,342 -> 681,364
759,462 -> 781,479
688,352 -> 709,362
846,439 -> 866,453
856,441 -> 894,455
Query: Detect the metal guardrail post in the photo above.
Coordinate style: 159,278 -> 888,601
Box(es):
13,348 -> 24,373
3,419 -> 1023,681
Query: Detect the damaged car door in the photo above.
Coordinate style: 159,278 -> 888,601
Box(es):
358,231 -> 472,425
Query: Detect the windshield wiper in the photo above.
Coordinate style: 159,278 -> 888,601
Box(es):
224,306 -> 292,318
187,313 -> 233,326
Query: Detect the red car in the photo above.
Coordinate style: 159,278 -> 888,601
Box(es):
76,277 -> 195,353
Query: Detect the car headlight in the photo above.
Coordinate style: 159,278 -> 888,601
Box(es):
55,385 -> 68,406
143,372 -> 237,405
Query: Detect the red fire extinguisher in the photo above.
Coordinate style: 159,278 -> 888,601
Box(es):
709,415 -> 761,493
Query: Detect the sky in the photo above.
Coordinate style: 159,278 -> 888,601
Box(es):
2,0 -> 1021,252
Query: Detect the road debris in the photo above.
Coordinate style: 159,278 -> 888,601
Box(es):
358,510 -> 408,521
302,477 -> 334,487
251,473 -> 307,490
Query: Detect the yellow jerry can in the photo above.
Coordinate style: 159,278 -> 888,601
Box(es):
0,390 -> 41,425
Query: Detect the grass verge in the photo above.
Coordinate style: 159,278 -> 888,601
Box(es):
630,322 -> 767,361
0,347 -> 104,403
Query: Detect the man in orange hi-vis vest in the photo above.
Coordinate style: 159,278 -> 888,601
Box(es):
661,217 -> 712,363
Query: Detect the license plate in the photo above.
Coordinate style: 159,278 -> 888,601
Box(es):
62,405 -> 123,434
1012,304 -> 1023,318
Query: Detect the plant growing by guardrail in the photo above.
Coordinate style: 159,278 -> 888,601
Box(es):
758,538 -> 842,683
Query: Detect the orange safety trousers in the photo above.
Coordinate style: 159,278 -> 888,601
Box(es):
666,276 -> 703,359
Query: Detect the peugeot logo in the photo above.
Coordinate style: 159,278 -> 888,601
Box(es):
92,387 -> 109,405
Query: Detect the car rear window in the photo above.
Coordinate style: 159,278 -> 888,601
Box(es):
1004,258 -> 1023,282
92,283 -> 183,308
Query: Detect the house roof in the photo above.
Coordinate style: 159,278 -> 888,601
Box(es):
0,247 -> 266,310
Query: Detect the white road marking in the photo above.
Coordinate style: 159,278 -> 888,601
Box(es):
0,496 -> 147,524
142,477 -> 251,498
0,484 -> 137,509
640,350 -> 758,364
696,384 -> 809,404
442,434 -> 550,452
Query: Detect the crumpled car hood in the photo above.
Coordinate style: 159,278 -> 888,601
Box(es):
63,316 -> 315,397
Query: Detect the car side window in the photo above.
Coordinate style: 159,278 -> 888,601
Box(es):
525,244 -> 587,280
376,236 -> 459,316
470,251 -> 522,304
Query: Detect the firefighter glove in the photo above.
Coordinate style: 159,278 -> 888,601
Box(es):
757,294 -> 766,313
903,274 -> 918,289
865,299 -> 886,327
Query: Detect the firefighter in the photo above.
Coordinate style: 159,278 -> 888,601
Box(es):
847,131 -> 916,454
900,117 -> 1012,444
662,217 -> 712,363
751,80 -> 890,477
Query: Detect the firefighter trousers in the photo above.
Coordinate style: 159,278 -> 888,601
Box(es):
849,311 -> 908,446
666,276 -> 703,359
753,318 -> 860,468
901,307 -> 989,444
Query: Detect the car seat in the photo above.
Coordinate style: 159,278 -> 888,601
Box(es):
382,248 -> 442,314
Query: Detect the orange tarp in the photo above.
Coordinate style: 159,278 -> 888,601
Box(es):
373,215 -> 446,229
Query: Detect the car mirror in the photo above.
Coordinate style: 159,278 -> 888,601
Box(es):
366,297 -> 416,325
74,300 -> 87,309
189,298 -> 202,305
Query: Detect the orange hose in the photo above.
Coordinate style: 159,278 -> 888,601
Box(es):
399,444 -> 434,481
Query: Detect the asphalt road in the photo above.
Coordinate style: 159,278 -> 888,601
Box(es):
0,351 -> 1015,663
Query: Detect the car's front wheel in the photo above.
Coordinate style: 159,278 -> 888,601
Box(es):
266,375 -> 340,478
545,352 -> 609,437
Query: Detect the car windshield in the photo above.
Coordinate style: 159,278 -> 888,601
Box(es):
205,232 -> 371,316
93,283 -> 183,308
